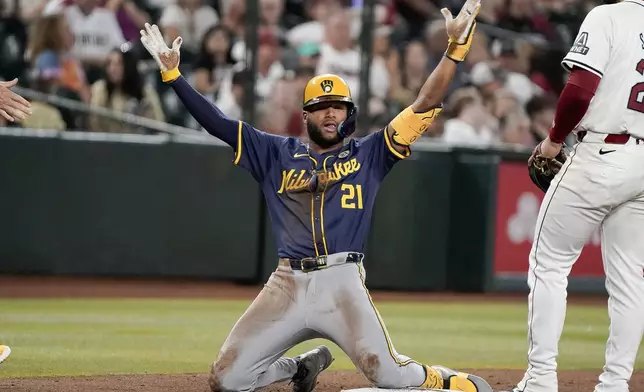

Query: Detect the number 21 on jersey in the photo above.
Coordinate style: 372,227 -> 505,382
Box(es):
341,184 -> 363,209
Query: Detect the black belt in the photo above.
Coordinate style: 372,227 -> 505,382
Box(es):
281,252 -> 364,273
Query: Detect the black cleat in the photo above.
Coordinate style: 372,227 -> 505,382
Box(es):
291,346 -> 334,392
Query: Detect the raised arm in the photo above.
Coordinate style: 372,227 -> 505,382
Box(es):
140,23 -> 285,183
139,23 -> 237,147
386,0 -> 480,153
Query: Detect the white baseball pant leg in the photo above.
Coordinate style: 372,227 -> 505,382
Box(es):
517,138 -> 644,392
594,193 -> 644,392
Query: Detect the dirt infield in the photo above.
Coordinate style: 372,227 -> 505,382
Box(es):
0,275 -> 617,391
0,275 -> 608,304
3,369 -> 644,392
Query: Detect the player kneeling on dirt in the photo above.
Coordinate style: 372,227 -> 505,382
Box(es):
140,1 -> 492,391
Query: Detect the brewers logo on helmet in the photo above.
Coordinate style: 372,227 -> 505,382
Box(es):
303,74 -> 354,111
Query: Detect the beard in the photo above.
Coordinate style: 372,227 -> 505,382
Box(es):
306,121 -> 343,149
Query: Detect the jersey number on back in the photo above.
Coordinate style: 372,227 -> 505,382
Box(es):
341,184 -> 364,209
627,59 -> 644,113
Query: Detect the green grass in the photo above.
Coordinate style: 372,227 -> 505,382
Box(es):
0,299 -> 640,377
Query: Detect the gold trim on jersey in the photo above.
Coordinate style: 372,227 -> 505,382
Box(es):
320,155 -> 334,255
356,263 -> 417,367
384,127 -> 411,160
310,194 -> 320,256
233,121 -> 243,165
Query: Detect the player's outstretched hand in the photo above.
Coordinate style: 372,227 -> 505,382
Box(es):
441,0 -> 480,62
442,0 -> 480,43
140,23 -> 182,72
0,79 -> 31,122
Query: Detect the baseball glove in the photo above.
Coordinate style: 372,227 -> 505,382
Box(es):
528,143 -> 568,193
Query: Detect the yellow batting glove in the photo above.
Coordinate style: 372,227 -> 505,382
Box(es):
442,0 -> 481,62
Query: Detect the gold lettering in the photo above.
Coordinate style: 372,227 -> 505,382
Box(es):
278,169 -> 296,194
333,162 -> 347,178
278,159 -> 364,194
351,158 -> 361,171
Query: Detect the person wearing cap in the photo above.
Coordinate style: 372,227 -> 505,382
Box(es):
139,2 -> 493,390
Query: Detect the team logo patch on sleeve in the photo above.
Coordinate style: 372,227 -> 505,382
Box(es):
571,32 -> 590,55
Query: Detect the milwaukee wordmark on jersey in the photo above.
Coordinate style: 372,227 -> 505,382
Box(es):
233,123 -> 406,260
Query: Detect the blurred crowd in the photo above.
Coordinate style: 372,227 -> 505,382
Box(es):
0,0 -> 618,148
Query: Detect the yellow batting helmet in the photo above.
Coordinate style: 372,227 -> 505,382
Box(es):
302,74 -> 354,110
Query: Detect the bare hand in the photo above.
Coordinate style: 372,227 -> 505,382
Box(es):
0,79 -> 31,122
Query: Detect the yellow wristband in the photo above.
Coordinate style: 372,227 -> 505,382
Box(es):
161,67 -> 181,83
444,22 -> 477,63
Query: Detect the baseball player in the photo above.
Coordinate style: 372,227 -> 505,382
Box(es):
510,1 -> 644,392
140,1 -> 493,391
0,79 -> 31,122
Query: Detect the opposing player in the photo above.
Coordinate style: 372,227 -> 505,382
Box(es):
141,1 -> 493,391
0,78 -> 31,122
510,1 -> 644,392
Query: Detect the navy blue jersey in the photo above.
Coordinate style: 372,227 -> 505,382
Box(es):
169,76 -> 409,259
234,122 -> 408,259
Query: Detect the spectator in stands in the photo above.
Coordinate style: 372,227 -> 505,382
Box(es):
464,31 -> 491,70
316,11 -> 361,103
192,25 -> 236,98
159,0 -> 219,60
536,0 -> 585,48
254,27 -> 285,101
28,13 -> 89,99
219,0 -> 245,38
486,87 -> 521,121
525,93 -> 557,145
529,46 -> 567,95
65,0 -> 126,84
499,109 -> 533,147
20,79 -> 67,130
214,68 -> 247,120
27,13 -> 89,128
473,0 -> 503,24
369,25 -> 393,123
260,0 -> 285,35
286,0 -> 345,49
102,0 -> 151,42
258,74 -> 298,134
296,42 -> 321,69
285,65 -> 315,137
497,0 -> 559,42
388,40 -> 428,113
441,88 -> 498,146
394,0 -> 443,40
89,48 -> 165,133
